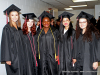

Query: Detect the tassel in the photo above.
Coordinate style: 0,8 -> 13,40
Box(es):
6,11 -> 8,24
39,54 -> 40,59
40,17 -> 42,29
55,54 -> 56,59
58,59 -> 60,65
36,61 -> 38,67
71,37 -> 73,49
60,16 -> 62,21
58,45 -> 60,65
25,15 -> 27,24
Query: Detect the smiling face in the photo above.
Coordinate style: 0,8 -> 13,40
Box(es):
42,17 -> 50,28
27,19 -> 34,28
9,11 -> 19,22
79,18 -> 87,30
62,18 -> 70,27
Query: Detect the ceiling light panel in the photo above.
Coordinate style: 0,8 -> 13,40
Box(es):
69,5 -> 87,7
72,0 -> 98,2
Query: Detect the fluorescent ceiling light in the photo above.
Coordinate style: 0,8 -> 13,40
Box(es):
72,0 -> 98,2
64,8 -> 73,10
69,5 -> 87,7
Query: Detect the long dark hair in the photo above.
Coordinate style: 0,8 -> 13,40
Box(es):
76,19 -> 100,41
59,18 -> 73,42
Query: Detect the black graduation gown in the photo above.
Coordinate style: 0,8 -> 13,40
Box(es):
20,31 -> 37,75
1,23 -> 25,75
36,28 -> 59,75
58,29 -> 76,75
96,38 -> 100,62
97,19 -> 100,32
73,32 -> 98,75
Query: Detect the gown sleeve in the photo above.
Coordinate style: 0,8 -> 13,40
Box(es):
72,30 -> 77,59
92,33 -> 98,62
1,27 -> 11,62
97,38 -> 100,62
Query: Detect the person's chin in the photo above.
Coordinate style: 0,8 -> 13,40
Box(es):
81,27 -> 86,29
12,20 -> 17,22
64,24 -> 68,27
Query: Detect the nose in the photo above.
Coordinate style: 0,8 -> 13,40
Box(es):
45,21 -> 48,24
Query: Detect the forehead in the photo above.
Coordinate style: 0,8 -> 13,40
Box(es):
63,18 -> 69,20
10,11 -> 18,14
79,18 -> 87,22
42,17 -> 50,21
29,19 -> 34,21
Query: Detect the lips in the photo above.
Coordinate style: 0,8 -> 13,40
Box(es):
65,23 -> 68,25
45,24 -> 49,26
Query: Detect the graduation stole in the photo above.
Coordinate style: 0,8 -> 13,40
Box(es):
27,34 -> 38,67
71,36 -> 73,49
37,27 -> 56,60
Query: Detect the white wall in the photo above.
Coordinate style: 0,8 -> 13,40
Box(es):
95,5 -> 100,19
0,0 -> 58,75
58,9 -> 94,29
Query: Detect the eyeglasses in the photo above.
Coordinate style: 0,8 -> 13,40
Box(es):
79,21 -> 87,24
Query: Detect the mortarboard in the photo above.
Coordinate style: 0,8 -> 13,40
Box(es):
58,12 -> 74,20
22,13 -> 37,19
4,4 -> 21,15
51,17 -> 55,19
76,11 -> 93,20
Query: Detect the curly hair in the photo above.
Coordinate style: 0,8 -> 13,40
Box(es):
22,19 -> 36,35
76,19 -> 100,41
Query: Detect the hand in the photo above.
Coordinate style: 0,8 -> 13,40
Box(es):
93,62 -> 98,70
37,21 -> 40,26
73,59 -> 76,64
56,56 -> 59,61
6,61 -> 11,65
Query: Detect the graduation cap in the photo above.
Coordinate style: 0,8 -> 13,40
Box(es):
56,18 -> 60,22
58,12 -> 74,20
4,4 -> 21,15
76,11 -> 93,20
22,13 -> 37,19
38,11 -> 53,29
3,4 -> 21,24
51,17 -> 55,19
38,11 -> 53,20
99,16 -> 100,18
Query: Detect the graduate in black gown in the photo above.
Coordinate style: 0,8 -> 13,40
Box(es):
1,4 -> 25,75
73,11 -> 100,75
56,18 -> 60,30
51,17 -> 56,28
58,12 -> 76,75
36,11 -> 59,75
97,16 -> 100,32
21,13 -> 38,75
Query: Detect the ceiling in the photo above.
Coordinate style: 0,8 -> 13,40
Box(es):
40,0 -> 100,11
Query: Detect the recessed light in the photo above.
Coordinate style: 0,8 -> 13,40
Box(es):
72,0 -> 98,2
69,5 -> 87,7
64,8 -> 73,10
